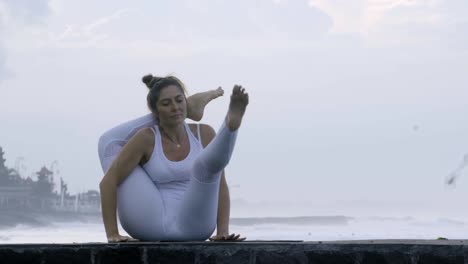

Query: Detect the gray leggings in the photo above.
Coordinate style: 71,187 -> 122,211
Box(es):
98,118 -> 237,241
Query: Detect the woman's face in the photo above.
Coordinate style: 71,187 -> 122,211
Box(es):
155,85 -> 187,125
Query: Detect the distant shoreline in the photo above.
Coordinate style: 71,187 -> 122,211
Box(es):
230,215 -> 351,226
0,211 -> 351,229
0,210 -> 101,229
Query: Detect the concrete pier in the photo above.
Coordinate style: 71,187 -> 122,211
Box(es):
1,239 -> 467,264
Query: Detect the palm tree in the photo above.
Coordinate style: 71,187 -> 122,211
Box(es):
0,147 -> 12,186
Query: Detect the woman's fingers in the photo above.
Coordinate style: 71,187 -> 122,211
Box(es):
209,233 -> 246,242
229,234 -> 246,241
124,236 -> 139,242
108,235 -> 138,243
209,235 -> 224,241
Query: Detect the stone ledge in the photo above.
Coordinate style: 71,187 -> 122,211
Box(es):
1,240 -> 467,264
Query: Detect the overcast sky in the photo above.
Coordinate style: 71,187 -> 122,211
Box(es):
1,0 -> 468,217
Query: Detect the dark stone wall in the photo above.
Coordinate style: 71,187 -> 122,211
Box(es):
0,241 -> 467,264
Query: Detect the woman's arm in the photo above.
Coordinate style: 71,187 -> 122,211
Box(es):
99,128 -> 152,242
198,124 -> 245,241
216,171 -> 230,235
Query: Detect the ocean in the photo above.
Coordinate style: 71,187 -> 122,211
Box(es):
1,215 -> 466,243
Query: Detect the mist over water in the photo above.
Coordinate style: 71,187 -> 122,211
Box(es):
1,214 -> 466,244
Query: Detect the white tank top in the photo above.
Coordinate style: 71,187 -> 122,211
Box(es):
142,122 -> 204,203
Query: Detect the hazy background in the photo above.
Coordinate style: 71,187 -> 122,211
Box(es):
1,0 -> 468,218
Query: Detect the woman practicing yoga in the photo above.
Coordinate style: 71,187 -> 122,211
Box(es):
98,75 -> 248,242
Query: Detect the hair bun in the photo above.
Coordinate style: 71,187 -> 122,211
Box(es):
142,74 -> 165,89
142,74 -> 154,89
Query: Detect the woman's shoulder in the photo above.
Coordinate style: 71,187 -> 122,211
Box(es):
188,123 -> 215,147
123,127 -> 155,162
136,126 -> 155,138
188,123 -> 215,135
127,127 -> 155,147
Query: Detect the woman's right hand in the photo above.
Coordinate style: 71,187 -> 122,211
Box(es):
209,233 -> 246,242
107,234 -> 139,243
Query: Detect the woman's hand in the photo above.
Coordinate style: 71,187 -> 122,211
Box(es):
209,233 -> 246,242
107,234 -> 139,243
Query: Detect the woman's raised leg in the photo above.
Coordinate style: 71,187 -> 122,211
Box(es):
186,87 -> 224,121
171,86 -> 249,241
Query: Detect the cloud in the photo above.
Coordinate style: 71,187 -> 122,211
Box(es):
309,0 -> 468,50
249,0 -> 332,38
49,8 -> 131,48
0,0 -> 52,80
0,4 -> 7,80
370,0 -> 468,49
24,0 -> 332,58
0,0 -> 51,25
309,0 -> 444,34
308,0 -> 365,34
0,46 -> 6,80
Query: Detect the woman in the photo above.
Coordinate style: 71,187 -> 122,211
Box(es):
98,75 -> 248,242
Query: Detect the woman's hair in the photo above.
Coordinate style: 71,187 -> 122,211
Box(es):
142,74 -> 187,113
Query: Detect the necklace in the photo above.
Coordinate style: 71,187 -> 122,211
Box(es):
160,128 -> 182,148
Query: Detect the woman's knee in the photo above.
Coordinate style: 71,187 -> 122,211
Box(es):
193,155 -> 225,180
117,169 -> 166,239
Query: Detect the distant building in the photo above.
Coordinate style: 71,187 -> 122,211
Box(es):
0,146 -> 101,213
0,186 -> 33,209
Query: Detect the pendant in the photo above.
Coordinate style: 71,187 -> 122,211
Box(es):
176,144 -> 181,148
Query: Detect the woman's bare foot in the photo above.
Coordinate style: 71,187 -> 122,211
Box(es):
187,87 -> 224,121
227,85 -> 249,131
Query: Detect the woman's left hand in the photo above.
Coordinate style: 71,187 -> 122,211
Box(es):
209,233 -> 246,242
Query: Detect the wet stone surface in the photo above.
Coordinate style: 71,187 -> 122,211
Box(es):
0,240 -> 467,264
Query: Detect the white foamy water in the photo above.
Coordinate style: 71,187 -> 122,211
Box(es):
232,217 -> 467,241
1,216 -> 467,243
